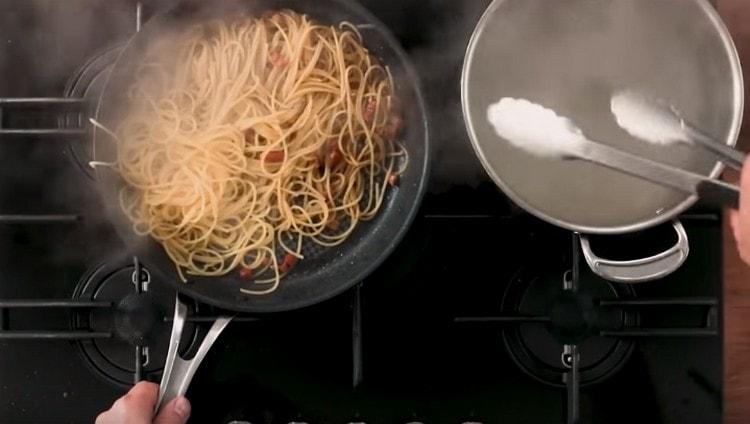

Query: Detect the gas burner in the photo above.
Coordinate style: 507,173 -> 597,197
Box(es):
72,257 -> 199,386
63,45 -> 123,178
500,266 -> 637,387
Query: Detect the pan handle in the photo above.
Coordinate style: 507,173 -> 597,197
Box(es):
579,220 -> 689,283
156,296 -> 233,412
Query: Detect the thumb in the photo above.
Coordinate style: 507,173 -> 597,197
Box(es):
730,210 -> 740,242
154,396 -> 191,424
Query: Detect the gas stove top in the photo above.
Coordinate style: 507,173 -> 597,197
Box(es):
0,1 -> 723,423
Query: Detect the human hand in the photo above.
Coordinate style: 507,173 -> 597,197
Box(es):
730,156 -> 750,265
95,381 -> 191,424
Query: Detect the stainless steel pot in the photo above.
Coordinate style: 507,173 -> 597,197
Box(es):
461,0 -> 743,282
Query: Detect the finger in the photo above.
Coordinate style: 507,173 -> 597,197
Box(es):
724,168 -> 740,185
127,381 -> 160,409
154,396 -> 191,424
94,411 -> 111,424
734,158 -> 750,250
94,382 -> 159,424
739,156 -> 750,215
730,210 -> 740,241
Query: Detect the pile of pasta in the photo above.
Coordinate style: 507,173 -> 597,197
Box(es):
94,10 -> 405,294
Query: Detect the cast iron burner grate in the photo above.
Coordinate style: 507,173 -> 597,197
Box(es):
0,254 -> 261,388
72,256 -> 200,386
454,232 -> 720,424
499,266 -> 637,387
0,5 -> 142,162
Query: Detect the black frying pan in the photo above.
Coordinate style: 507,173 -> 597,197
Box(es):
92,0 -> 430,313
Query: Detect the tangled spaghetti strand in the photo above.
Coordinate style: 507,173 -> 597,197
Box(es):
93,11 -> 405,294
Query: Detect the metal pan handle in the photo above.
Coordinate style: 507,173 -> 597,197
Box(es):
579,220 -> 689,283
156,296 -> 233,412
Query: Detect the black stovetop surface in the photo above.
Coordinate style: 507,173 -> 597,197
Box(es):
0,1 -> 723,423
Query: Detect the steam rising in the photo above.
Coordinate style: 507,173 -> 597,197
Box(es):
363,0 -> 494,192
0,0 -> 499,274
0,0 -> 143,267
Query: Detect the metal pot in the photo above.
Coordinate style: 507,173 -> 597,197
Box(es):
461,0 -> 743,282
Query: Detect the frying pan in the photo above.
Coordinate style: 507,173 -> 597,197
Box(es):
90,0 -> 429,408
93,0 -> 429,312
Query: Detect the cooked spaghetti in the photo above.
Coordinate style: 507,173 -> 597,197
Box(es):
92,10 -> 406,294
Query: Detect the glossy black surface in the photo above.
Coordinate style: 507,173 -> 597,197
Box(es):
0,1 -> 722,423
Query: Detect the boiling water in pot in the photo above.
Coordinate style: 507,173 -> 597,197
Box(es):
463,0 -> 739,231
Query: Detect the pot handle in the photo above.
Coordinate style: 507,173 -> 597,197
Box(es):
579,220 -> 689,283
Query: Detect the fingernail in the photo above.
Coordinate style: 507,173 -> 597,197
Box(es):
173,396 -> 191,419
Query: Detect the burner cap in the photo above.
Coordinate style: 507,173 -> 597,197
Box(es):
73,258 -> 199,386
501,267 -> 637,387
115,293 -> 162,345
548,291 -> 595,344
